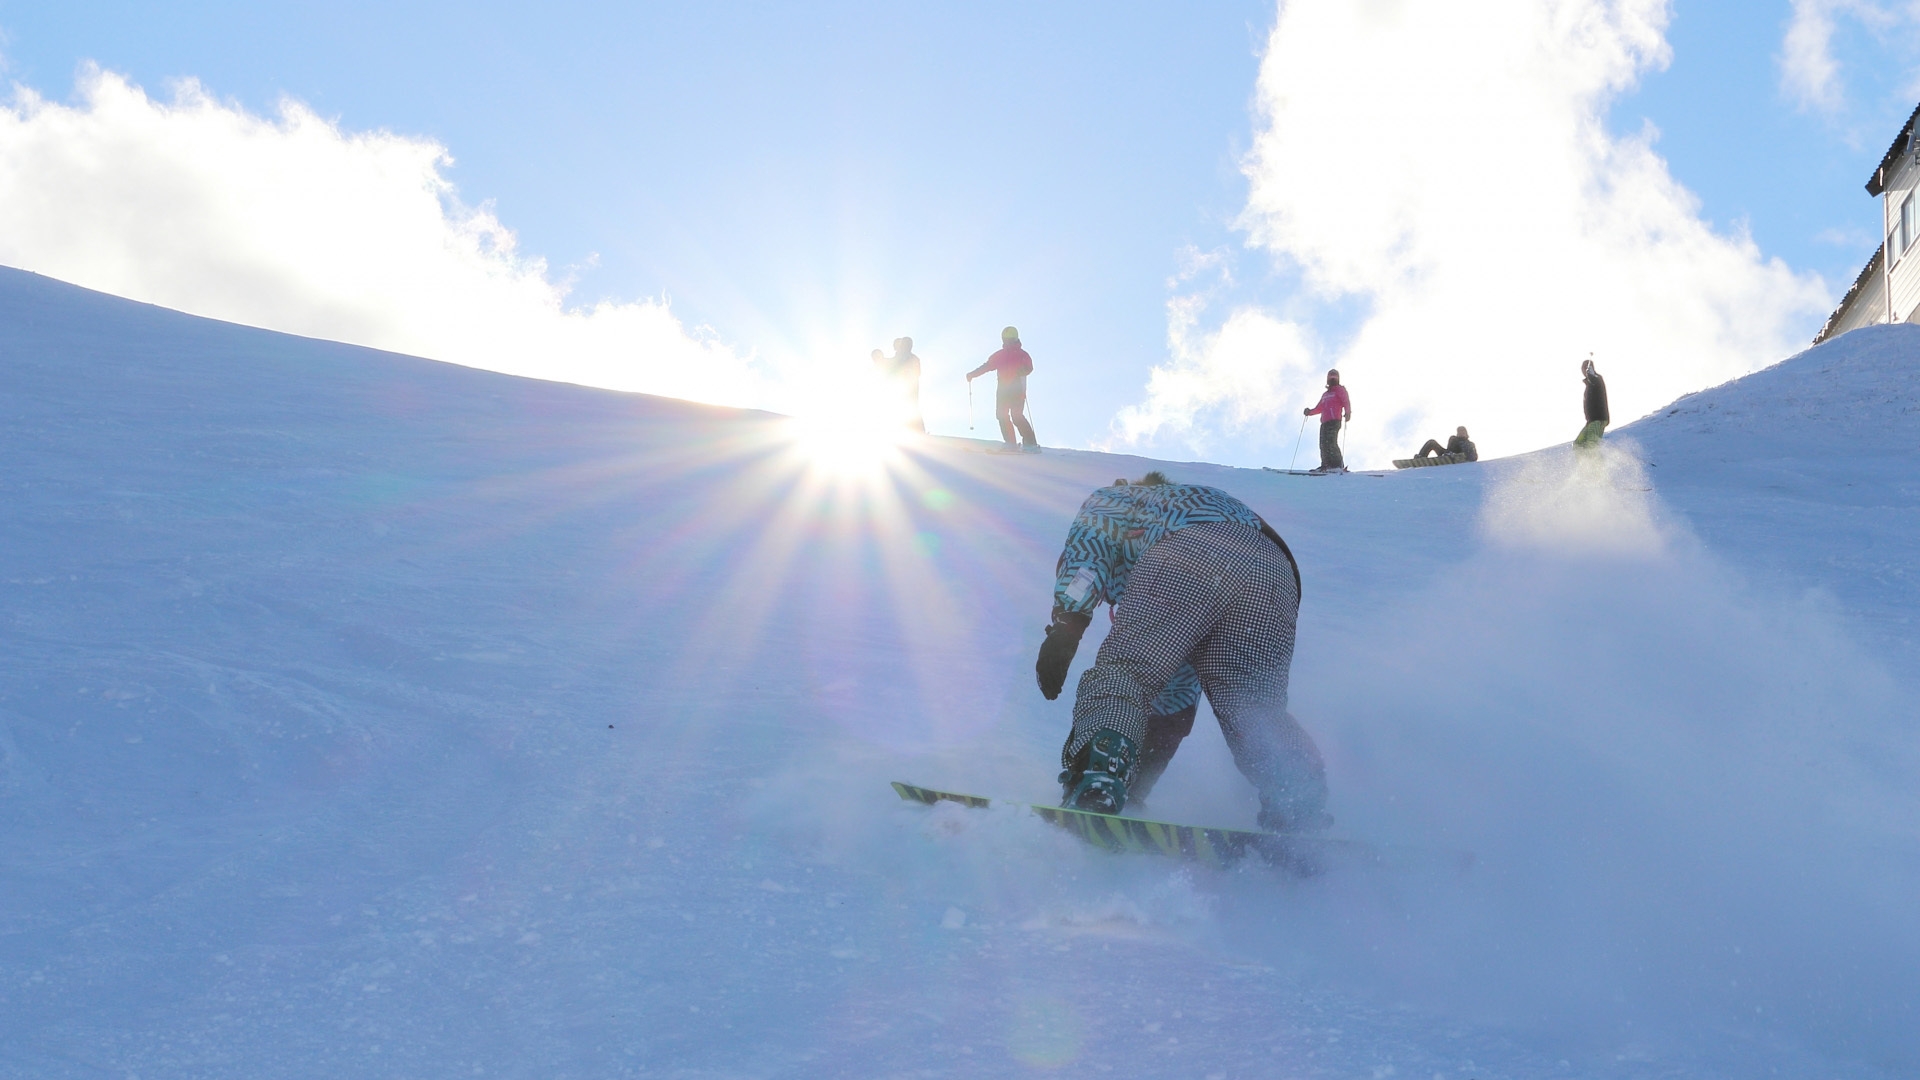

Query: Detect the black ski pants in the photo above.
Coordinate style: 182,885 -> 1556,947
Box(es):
1318,420 -> 1344,471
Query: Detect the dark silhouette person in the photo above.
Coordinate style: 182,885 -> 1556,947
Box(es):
872,337 -> 924,432
1575,356 -> 1609,448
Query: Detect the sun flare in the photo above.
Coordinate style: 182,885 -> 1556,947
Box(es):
779,375 -> 920,480
783,413 -> 910,479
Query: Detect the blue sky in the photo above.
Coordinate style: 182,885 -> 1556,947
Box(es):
0,1 -> 1915,464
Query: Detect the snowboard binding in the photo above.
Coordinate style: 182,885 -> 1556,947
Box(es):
1059,728 -> 1140,816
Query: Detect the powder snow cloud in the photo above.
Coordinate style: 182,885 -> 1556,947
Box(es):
0,67 -> 768,407
1119,0 -> 1832,464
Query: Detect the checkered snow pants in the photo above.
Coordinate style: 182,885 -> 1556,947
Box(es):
1063,521 -> 1326,821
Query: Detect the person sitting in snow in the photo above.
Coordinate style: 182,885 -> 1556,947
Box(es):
965,326 -> 1039,453
1415,426 -> 1477,462
1302,369 -> 1352,473
1033,471 -> 1329,832
1575,356 -> 1609,448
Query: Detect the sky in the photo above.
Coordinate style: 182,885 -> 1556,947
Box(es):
2,1 -> 1919,466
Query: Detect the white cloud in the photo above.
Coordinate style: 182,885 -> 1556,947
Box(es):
1110,249 -> 1320,455
1783,0 -> 1852,112
0,66 -> 768,407
1778,0 -> 1911,113
1122,0 -> 1832,465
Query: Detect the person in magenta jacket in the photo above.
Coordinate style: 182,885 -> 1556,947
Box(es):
1302,369 -> 1352,473
965,326 -> 1039,452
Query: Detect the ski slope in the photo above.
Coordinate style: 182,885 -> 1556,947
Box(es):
1,265 -> 1917,1078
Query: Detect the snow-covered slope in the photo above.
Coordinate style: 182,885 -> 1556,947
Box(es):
1624,322 -> 1920,660
1,267 -> 1916,1078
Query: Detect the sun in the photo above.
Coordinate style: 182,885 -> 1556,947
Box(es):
779,379 -> 916,480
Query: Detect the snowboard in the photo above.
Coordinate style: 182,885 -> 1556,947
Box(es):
1261,467 -> 1390,478
1392,453 -> 1470,469
892,781 -> 1375,876
1262,466 -> 1346,476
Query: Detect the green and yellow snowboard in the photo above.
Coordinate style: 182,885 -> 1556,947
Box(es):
892,781 -> 1383,876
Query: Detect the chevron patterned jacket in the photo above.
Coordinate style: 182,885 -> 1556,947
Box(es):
1050,483 -> 1268,617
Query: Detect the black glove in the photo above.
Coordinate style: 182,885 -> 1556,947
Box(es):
1035,609 -> 1091,700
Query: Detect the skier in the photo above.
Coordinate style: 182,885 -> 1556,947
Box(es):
1302,369 -> 1352,473
872,337 -> 924,432
1575,356 -> 1609,448
1033,471 -> 1329,832
1414,426 -> 1477,461
965,326 -> 1039,453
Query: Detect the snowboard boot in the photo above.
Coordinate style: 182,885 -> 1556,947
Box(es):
1058,728 -> 1140,816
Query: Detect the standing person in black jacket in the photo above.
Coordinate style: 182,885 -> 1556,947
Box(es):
1575,356 -> 1609,448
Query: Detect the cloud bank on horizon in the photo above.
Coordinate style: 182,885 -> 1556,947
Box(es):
0,67 -> 770,409
1119,0 -> 1833,463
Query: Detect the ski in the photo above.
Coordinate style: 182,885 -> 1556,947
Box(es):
892,781 -> 1380,876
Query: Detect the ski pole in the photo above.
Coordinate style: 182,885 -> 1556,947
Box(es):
1288,414 -> 1307,471
967,379 -> 974,430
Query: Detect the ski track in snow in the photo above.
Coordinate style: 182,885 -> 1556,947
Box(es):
1,266 -> 1917,1077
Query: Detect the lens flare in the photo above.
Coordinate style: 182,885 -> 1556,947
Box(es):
781,377 -> 918,480
781,411 -> 908,479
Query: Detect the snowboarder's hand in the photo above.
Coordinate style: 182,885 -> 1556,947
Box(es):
1036,609 -> 1091,700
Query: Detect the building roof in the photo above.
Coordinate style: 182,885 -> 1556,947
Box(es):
1867,102 -> 1920,195
1814,243 -> 1883,345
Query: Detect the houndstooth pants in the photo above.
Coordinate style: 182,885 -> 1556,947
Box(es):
1064,520 -> 1326,820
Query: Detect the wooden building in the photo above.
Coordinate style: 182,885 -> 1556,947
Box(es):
1817,103 -> 1920,343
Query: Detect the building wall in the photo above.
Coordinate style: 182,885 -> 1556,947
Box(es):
1884,152 -> 1920,324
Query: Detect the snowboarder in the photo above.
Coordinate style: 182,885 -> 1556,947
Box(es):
965,326 -> 1039,453
1415,426 -> 1477,461
1575,356 -> 1609,448
1033,471 -> 1329,832
872,337 -> 924,432
1302,369 -> 1351,473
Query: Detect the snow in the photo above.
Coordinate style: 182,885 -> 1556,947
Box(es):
2,265 -> 1917,1077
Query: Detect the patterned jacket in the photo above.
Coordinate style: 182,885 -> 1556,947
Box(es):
1051,483 -> 1290,617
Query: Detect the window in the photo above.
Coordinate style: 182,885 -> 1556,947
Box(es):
1901,193 -> 1919,257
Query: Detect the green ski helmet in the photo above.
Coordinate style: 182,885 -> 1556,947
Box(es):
1001,326 -> 1020,343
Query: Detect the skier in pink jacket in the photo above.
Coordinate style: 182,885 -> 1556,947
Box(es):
965,326 -> 1039,453
1302,369 -> 1351,473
